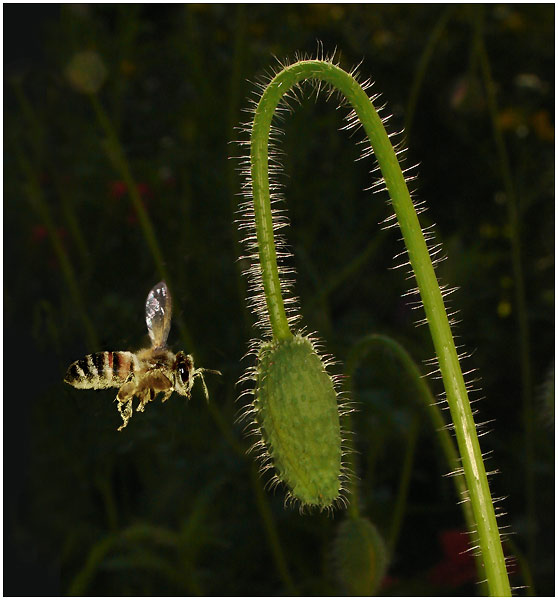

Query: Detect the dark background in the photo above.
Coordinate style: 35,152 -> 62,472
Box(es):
4,4 -> 554,596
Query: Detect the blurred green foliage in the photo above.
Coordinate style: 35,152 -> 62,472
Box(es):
4,4 -> 553,596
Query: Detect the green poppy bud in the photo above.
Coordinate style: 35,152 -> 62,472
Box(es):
253,333 -> 342,509
334,517 -> 389,595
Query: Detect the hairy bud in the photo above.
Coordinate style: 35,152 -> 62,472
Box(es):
253,333 -> 342,509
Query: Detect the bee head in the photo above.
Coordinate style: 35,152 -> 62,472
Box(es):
174,351 -> 194,396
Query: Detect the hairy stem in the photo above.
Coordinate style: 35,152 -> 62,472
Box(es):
250,59 -> 510,595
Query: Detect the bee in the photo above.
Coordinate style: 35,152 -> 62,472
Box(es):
64,281 -> 220,430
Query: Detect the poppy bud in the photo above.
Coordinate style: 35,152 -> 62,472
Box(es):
253,333 -> 342,509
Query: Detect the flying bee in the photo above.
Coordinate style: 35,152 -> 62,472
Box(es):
64,281 -> 220,430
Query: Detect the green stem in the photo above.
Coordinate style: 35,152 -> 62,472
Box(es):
387,414 -> 420,556
250,466 -> 298,595
307,231 -> 385,316
250,76 -> 299,341
67,525 -> 184,596
88,93 -> 195,353
250,59 -> 510,595
404,6 -> 454,140
504,537 -> 536,596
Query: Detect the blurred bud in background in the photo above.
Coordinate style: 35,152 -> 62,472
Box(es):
65,50 -> 107,94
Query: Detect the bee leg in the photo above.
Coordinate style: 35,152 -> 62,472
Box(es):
145,372 -> 172,403
137,388 -> 155,413
118,380 -> 136,401
117,397 -> 134,431
116,381 -> 136,430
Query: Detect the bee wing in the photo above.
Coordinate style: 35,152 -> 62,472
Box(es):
145,281 -> 172,348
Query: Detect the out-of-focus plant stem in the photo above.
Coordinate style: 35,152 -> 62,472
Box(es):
404,5 -> 454,140
473,10 -> 535,566
67,524 -> 199,596
88,93 -> 195,353
250,466 -> 298,595
387,414 -> 420,556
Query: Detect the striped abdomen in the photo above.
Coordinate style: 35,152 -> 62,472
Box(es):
64,351 -> 140,389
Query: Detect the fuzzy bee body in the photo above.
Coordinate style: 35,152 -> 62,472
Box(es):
65,351 -> 141,390
64,282 -> 219,430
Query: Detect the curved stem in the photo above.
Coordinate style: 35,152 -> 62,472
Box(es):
251,104 -> 292,341
250,59 -> 510,595
387,414 -> 420,556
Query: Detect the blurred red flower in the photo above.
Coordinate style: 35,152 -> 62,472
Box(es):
108,180 -> 153,200
108,180 -> 127,200
31,224 -> 48,243
429,529 -> 477,587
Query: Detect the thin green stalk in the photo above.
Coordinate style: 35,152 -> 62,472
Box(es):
404,6 -> 454,140
474,17 -> 535,566
94,471 -> 119,531
67,525 -> 189,596
53,172 -> 91,268
88,93 -> 195,353
387,414 -> 420,556
306,231 -> 386,316
504,537 -> 536,596
346,334 -> 487,592
68,533 -> 118,596
250,466 -> 298,595
250,59 -> 510,595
